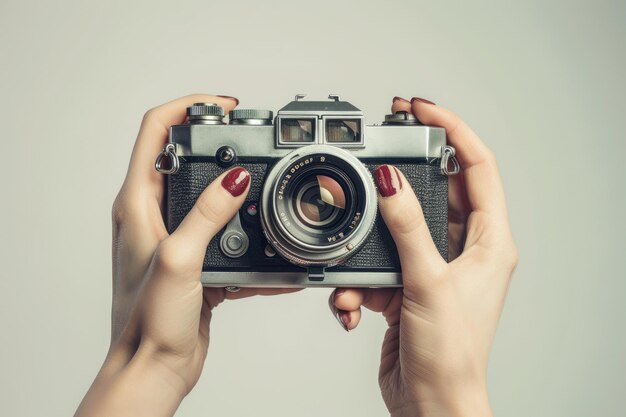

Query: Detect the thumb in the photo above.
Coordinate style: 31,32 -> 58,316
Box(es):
373,165 -> 445,285
169,167 -> 251,260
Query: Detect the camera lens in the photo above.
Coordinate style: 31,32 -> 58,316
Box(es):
260,145 -> 377,267
277,166 -> 356,248
295,175 -> 344,229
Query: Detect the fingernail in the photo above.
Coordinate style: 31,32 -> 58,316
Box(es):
340,311 -> 351,330
328,293 -> 350,332
217,95 -> 239,105
374,165 -> 403,197
221,167 -> 250,197
410,96 -> 436,105
393,96 -> 410,104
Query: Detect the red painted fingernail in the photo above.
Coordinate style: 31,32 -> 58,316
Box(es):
374,165 -> 402,197
339,311 -> 351,331
217,95 -> 239,105
393,96 -> 410,104
410,96 -> 436,105
221,167 -> 250,197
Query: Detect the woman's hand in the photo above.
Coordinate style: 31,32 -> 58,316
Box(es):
75,95 -> 294,417
329,97 -> 518,417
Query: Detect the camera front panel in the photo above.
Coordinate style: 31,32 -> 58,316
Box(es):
166,158 -> 448,277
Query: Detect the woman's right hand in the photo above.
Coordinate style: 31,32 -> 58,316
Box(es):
75,95 -> 296,417
329,97 -> 518,417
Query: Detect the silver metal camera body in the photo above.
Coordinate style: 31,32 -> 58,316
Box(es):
158,95 -> 457,288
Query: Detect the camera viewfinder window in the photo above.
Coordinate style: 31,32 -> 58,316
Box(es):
325,119 -> 362,143
281,118 -> 316,142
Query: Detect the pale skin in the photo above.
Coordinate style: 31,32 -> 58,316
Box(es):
331,97 -> 518,417
74,94 -> 517,417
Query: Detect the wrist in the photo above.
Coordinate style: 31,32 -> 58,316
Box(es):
391,381 -> 493,417
75,345 -> 186,417
116,347 -> 187,416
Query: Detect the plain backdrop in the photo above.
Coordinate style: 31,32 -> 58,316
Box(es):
1,1 -> 625,416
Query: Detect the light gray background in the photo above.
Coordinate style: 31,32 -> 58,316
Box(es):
1,0 -> 624,416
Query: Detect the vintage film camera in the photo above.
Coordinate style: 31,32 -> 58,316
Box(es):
156,94 -> 458,288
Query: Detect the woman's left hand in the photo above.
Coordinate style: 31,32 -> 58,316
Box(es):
75,95 -> 295,417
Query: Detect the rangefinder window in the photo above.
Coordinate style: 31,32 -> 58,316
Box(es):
325,119 -> 362,143
280,118 -> 316,142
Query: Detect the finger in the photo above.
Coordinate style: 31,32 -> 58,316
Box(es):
332,288 -> 363,330
374,165 -> 446,281
328,291 -> 358,331
333,288 -> 367,311
201,287 -> 301,312
168,167 -> 251,264
125,94 -> 239,191
329,288 -> 401,329
343,308 -> 361,331
223,287 -> 303,300
391,96 -> 471,259
391,96 -> 412,113
409,99 -> 508,221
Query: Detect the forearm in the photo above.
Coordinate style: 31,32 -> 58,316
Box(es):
75,346 -> 185,417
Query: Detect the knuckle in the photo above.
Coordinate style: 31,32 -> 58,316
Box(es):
111,190 -> 141,226
142,107 -> 158,124
141,107 -> 164,130
441,108 -> 465,136
111,199 -> 124,225
482,146 -> 495,160
494,238 -> 519,273
505,241 -> 520,271
194,195 -> 221,225
446,119 -> 462,138
111,191 -> 129,225
153,240 -> 189,274
484,148 -> 498,166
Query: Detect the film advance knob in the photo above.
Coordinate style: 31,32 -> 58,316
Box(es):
229,109 -> 274,125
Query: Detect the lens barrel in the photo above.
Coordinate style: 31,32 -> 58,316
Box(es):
260,145 -> 377,267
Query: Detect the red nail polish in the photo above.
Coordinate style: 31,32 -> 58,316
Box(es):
374,165 -> 402,197
340,311 -> 351,330
410,96 -> 436,105
221,167 -> 250,197
217,95 -> 239,105
393,96 -> 410,104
